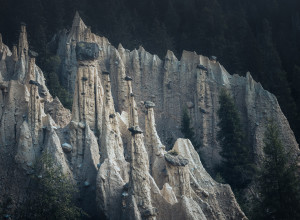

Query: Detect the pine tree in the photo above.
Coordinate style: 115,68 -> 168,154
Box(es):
255,120 -> 300,220
217,89 -> 253,190
18,153 -> 84,220
43,55 -> 73,110
180,108 -> 195,142
146,18 -> 175,58
180,108 -> 209,169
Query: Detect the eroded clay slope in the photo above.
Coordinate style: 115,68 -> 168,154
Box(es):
54,13 -> 299,170
0,19 -> 247,219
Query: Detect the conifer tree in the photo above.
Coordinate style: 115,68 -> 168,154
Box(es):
180,108 -> 209,169
180,108 -> 195,142
255,120 -> 300,220
18,153 -> 84,220
217,89 -> 253,190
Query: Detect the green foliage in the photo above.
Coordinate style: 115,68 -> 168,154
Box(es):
217,89 -> 254,190
253,120 -> 300,220
180,108 -> 195,143
44,55 -> 61,73
214,172 -> 225,184
43,55 -> 73,110
18,153 -> 84,220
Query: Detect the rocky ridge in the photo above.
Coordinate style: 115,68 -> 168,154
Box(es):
0,15 -> 249,219
54,13 -> 299,171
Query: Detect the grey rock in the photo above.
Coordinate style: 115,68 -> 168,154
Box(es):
28,50 -> 38,58
164,153 -> 189,166
29,80 -> 40,86
186,101 -> 194,109
76,42 -> 99,61
128,126 -> 143,135
196,64 -> 208,71
78,122 -> 86,129
202,190 -> 209,198
141,207 -> 158,217
121,192 -> 129,197
210,56 -> 217,61
125,76 -> 133,81
2,13 -> 297,220
144,101 -> 155,109
61,143 -> 72,153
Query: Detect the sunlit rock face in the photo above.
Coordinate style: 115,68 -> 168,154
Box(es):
55,13 -> 299,172
0,12 -> 298,220
0,23 -> 71,214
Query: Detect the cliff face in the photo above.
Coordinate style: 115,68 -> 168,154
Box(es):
0,13 -> 298,220
55,14 -> 299,171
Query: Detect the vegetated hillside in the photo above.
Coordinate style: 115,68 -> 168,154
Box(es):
0,0 -> 299,144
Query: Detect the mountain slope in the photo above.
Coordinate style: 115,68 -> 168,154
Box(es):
54,13 -> 299,171
0,17 -> 248,219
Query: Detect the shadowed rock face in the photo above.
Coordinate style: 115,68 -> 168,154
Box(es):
0,13 -> 298,220
75,42 -> 99,61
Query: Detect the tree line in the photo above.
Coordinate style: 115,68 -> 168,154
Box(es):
181,89 -> 300,219
0,0 -> 300,143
